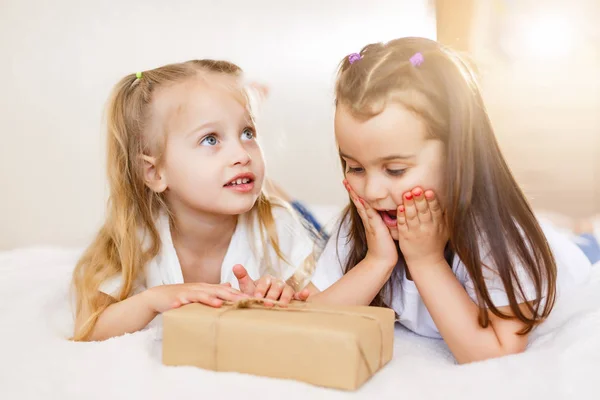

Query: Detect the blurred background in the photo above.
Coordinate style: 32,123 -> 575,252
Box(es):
0,0 -> 598,250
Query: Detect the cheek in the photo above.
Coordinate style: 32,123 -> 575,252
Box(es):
248,146 -> 265,181
344,174 -> 366,198
164,149 -> 214,187
389,166 -> 444,204
250,146 -> 265,169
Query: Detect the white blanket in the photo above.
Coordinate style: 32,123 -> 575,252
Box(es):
1,247 -> 599,399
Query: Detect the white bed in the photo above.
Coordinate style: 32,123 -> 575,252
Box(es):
1,245 -> 599,400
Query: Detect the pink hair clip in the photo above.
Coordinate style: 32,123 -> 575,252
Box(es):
348,53 -> 363,64
409,52 -> 424,67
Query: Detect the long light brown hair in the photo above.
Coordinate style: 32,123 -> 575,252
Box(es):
71,60 -> 293,341
334,37 -> 557,334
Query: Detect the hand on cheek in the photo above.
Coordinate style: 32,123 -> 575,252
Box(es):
396,187 -> 448,268
343,179 -> 398,269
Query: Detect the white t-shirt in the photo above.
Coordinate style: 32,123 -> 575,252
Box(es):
99,204 -> 315,298
311,215 -> 592,339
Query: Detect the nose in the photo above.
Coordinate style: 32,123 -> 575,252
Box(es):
363,174 -> 387,205
231,141 -> 251,166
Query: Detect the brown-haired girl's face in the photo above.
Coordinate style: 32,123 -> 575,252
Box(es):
335,103 -> 445,240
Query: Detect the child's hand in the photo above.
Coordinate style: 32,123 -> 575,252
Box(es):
397,187 -> 448,268
344,180 -> 398,270
233,264 -> 310,307
145,283 -> 249,313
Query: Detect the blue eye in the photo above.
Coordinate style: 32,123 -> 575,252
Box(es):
200,134 -> 218,146
241,128 -> 255,141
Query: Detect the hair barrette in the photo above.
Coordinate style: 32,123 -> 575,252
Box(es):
135,71 -> 143,79
409,52 -> 424,67
348,53 -> 363,64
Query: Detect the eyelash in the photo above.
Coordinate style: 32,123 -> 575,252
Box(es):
200,134 -> 218,146
241,127 -> 256,140
198,127 -> 256,146
346,167 -> 363,174
346,167 -> 407,177
386,168 -> 406,177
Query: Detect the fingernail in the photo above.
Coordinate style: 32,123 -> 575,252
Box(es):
425,190 -> 434,199
412,188 -> 422,197
359,198 -> 365,205
405,192 -> 413,200
398,205 -> 404,213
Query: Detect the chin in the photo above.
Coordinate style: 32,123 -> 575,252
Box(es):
223,195 -> 259,215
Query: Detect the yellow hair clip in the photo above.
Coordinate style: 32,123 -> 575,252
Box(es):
135,71 -> 143,79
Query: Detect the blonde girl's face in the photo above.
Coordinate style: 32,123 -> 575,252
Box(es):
147,74 -> 265,216
335,103 -> 445,240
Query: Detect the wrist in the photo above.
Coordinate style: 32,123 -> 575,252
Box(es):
405,254 -> 448,272
363,254 -> 397,273
141,287 -> 161,315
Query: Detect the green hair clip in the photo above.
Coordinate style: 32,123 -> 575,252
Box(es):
135,71 -> 143,79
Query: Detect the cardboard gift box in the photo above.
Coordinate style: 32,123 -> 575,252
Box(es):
162,300 -> 395,390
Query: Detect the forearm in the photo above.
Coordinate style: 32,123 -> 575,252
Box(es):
409,260 -> 513,363
85,291 -> 158,341
308,257 -> 394,306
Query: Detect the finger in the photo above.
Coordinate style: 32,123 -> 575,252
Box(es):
425,190 -> 443,223
344,180 -> 365,210
194,283 -> 248,298
396,204 -> 408,233
293,288 -> 310,301
344,180 -> 363,210
362,196 -> 383,222
232,264 -> 256,295
264,280 -> 285,305
278,286 -> 294,306
344,180 -> 371,229
254,276 -> 272,298
412,187 -> 431,223
183,291 -> 223,308
210,286 -> 248,302
403,191 -> 419,230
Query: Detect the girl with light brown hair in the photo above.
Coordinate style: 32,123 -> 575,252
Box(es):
306,37 -> 592,363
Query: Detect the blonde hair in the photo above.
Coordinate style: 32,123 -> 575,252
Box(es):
71,59 -> 294,341
334,37 -> 556,334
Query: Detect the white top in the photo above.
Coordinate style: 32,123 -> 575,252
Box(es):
99,204 -> 315,298
311,215 -> 592,339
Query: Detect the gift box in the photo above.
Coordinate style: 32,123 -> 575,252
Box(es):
162,299 -> 395,390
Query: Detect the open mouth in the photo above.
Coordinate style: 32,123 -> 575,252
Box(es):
224,177 -> 253,187
378,209 -> 398,227
224,173 -> 256,193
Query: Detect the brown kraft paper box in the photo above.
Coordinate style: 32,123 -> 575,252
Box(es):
162,300 -> 395,390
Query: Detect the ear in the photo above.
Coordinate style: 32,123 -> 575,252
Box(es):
141,155 -> 167,193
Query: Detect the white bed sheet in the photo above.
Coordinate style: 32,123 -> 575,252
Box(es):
0,246 -> 599,400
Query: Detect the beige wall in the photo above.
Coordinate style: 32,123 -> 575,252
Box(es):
469,0 -> 600,217
0,0 -> 436,250
2,0 -> 598,251
437,0 -> 600,217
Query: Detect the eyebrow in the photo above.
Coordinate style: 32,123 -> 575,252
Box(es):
339,151 -> 414,162
186,121 -> 217,138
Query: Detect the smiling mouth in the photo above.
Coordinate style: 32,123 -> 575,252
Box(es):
224,177 -> 253,187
